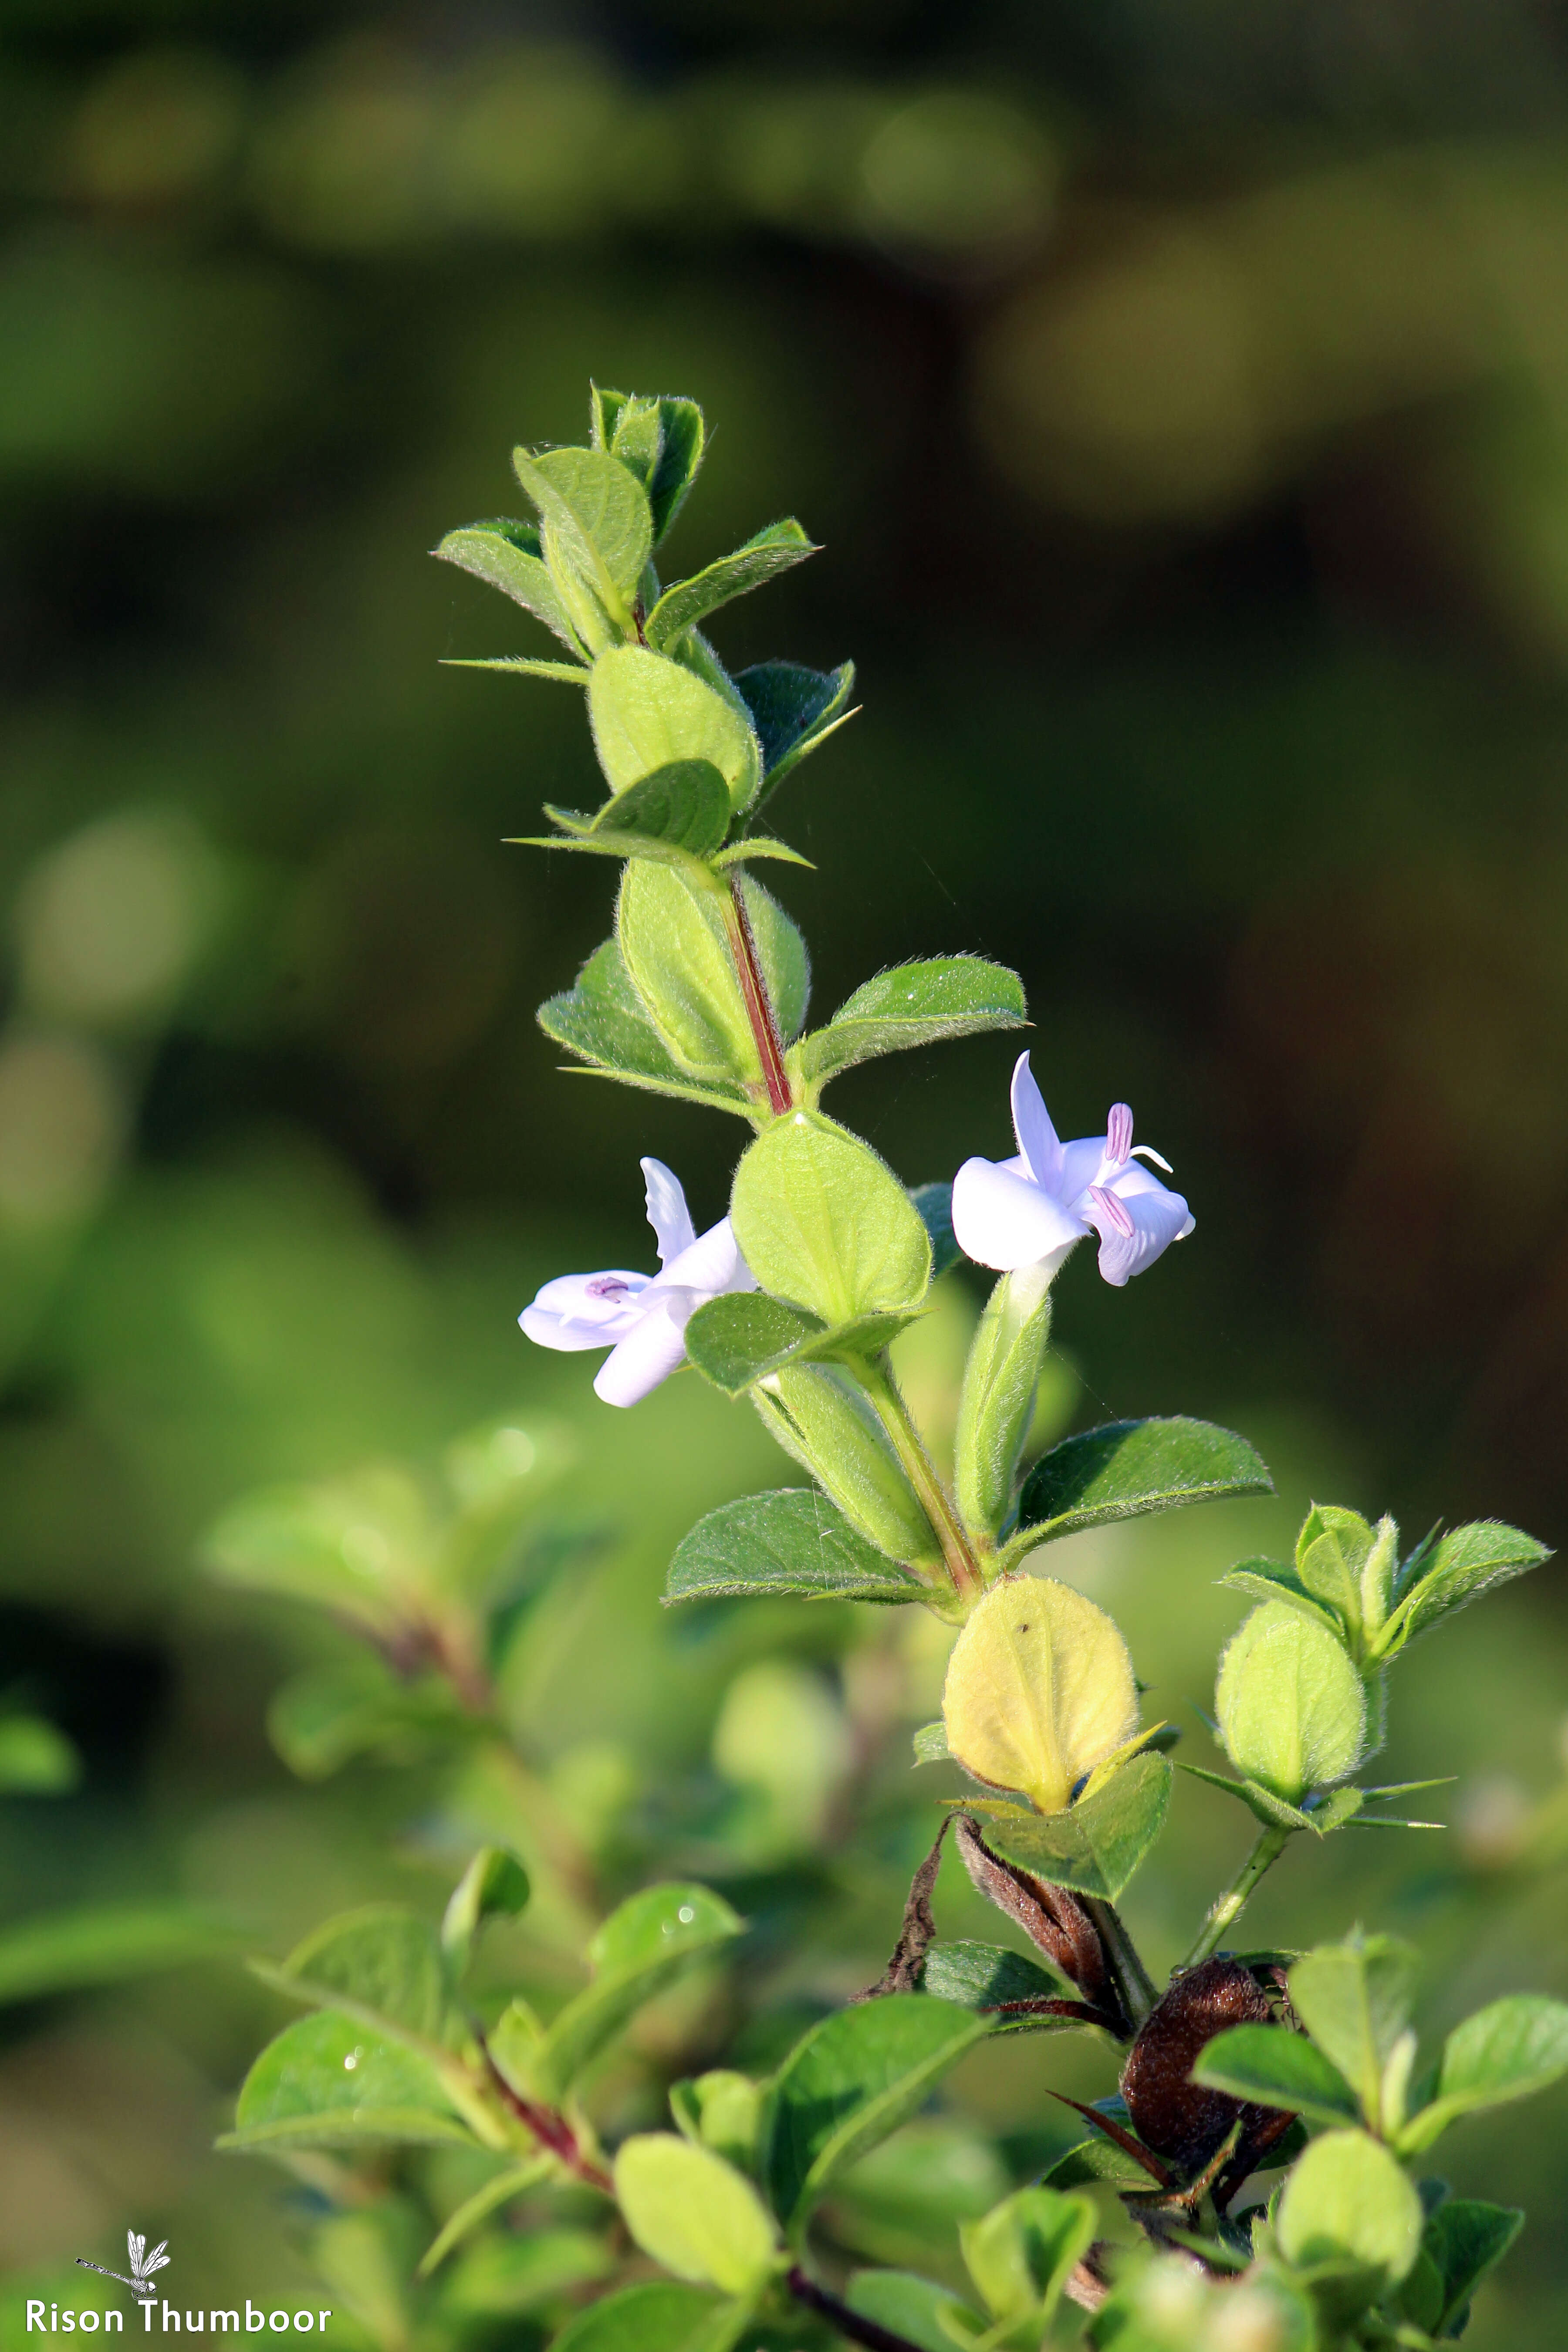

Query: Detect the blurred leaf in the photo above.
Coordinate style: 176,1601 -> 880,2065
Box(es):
1276,2127 -> 1423,2300
1400,1995 -> 1568,2153
267,1665 -> 468,1781
441,2225 -> 613,2313
441,1846 -> 530,1975
960,2183 -> 1095,2327
1017,1417 -> 1272,1542
0,1713 -> 81,1794
529,1883 -> 741,2102
684,1292 -> 919,1396
1041,2135 -> 1154,2191
670,2070 -> 764,2173
666,1488 -> 926,1605
591,645 -> 760,813
845,2271 -> 983,2352
416,2156 -> 554,2275
647,520 -> 818,653
912,1720 -> 950,1763
960,1752 -> 1171,1902
1192,2023 -> 1359,2126
795,958 -> 1026,1089
1421,2200 -> 1524,2335
732,1113 -> 931,1324
551,2282 -> 732,2352
733,660 -> 856,797
222,2008 -> 472,2153
0,1902 -> 228,2004
920,1940 -> 1073,2029
202,1465 -> 430,1638
537,937 -> 753,1116
272,1905 -> 451,2044
1288,1935 -> 1419,2121
615,2134 -> 781,2294
433,517 -> 584,655
761,1994 -> 988,2240
1215,1602 -> 1365,1805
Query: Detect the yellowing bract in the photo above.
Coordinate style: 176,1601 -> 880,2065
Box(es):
942,1572 -> 1139,1815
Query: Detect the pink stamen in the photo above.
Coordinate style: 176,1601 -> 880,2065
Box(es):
587,1276 -> 632,1298
1106,1102 -> 1133,1166
1089,1184 -> 1135,1239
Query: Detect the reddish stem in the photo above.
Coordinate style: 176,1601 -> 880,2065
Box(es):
786,2268 -> 931,2351
724,878 -> 793,1115
477,2037 -> 612,2193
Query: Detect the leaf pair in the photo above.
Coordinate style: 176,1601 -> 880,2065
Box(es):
847,2180 -> 1095,2351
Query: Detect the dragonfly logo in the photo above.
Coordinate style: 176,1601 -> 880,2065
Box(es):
77,2235 -> 170,2303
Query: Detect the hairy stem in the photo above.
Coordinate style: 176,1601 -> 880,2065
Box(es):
1180,1825 -> 1293,1972
1082,1896 -> 1158,2032
786,2267 -> 930,2352
858,1356 -> 983,1605
723,876 -> 793,1115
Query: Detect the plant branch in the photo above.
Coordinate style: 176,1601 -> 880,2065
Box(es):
475,2034 -> 612,2193
858,1356 -> 983,1606
786,2266 -> 933,2352
1082,1896 -> 1158,2031
723,876 -> 794,1115
1179,1824 -> 1292,1973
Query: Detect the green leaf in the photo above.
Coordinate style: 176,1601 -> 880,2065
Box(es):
591,645 -> 761,814
591,387 -> 706,544
443,2227 -> 613,2315
731,1112 -> 932,1323
441,1847 -> 530,1976
762,1995 -> 988,2240
1288,1936 -> 1419,2125
0,1902 -> 229,2005
531,1884 -> 742,2102
538,759 -> 733,863
960,2184 -> 1096,2327
845,2273 -> 984,2352
1216,1560 -> 1343,1640
1041,2135 -> 1155,2191
1294,1505 -> 1376,1631
1017,1417 -> 1273,1542
955,1752 -> 1171,1903
202,1464 -> 430,1639
710,835 -> 813,870
616,862 -> 803,1087
794,959 -> 1027,1092
670,2070 -> 763,2173
753,1367 -> 942,1568
537,937 -> 752,1118
919,1940 -> 1074,2028
0,1714 -> 80,1793
1400,1994 -> 1568,2153
221,2007 -> 472,2153
909,1182 -> 960,1281
514,445 -> 652,642
432,517 -> 582,654
1421,2199 -> 1523,2334
734,659 -> 856,796
267,1665 -> 469,1780
276,1906 -> 451,2044
684,1293 -> 920,1397
416,2157 -> 554,2275
443,654 -> 589,684
615,2134 -> 781,2295
1215,1602 -> 1366,1805
1376,1521 -> 1551,1660
1191,2024 -> 1359,2128
647,520 -> 818,653
954,1265 -> 1054,1543
1275,2127 -> 1423,2294
912,1720 -> 951,1763
551,2282 -> 731,2352
666,1488 -> 927,1606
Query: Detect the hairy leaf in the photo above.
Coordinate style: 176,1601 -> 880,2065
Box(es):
920,1940 -> 1076,2031
732,1112 -> 932,1324
684,1293 -> 918,1396
733,659 -> 856,795
1192,2023 -> 1359,2127
1400,1994 -> 1568,2153
1216,1602 -> 1365,1805
1017,1417 -> 1273,1542
958,1753 -> 1171,1904
666,1488 -> 927,1605
909,1182 -> 960,1281
794,957 -> 1027,1088
647,520 -> 818,652
538,936 -> 752,1116
942,1574 -> 1139,1816
433,517 -> 582,654
591,645 -> 760,813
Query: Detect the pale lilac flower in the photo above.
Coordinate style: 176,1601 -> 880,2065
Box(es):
951,1053 -> 1194,1289
520,1158 -> 755,1406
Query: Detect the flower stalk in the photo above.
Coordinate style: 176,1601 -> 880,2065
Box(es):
1179,1823 -> 1293,1973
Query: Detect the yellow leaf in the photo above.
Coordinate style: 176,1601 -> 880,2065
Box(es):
942,1574 -> 1139,1815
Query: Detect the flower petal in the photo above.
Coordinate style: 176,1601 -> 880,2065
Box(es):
1085,1176 -> 1194,1287
1009,1053 -> 1064,1192
520,1269 -> 649,1349
658,1213 -> 755,1299
593,1294 -> 693,1406
952,1155 -> 1087,1273
641,1156 -> 696,1268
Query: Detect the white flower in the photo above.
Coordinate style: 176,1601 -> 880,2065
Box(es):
951,1053 -> 1194,1288
520,1157 -> 755,1406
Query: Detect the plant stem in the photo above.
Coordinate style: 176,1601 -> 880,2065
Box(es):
476,2034 -> 613,2193
858,1357 -> 983,1606
1082,1896 -> 1158,2032
723,875 -> 793,1115
1179,1824 -> 1293,1972
786,2267 -> 931,2352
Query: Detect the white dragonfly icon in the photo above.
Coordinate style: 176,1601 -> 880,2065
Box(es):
76,2232 -> 171,2301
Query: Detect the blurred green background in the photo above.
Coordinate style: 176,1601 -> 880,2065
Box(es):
2,0 -> 1568,2345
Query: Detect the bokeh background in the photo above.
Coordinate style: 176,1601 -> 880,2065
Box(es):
2,0 -> 1568,2344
